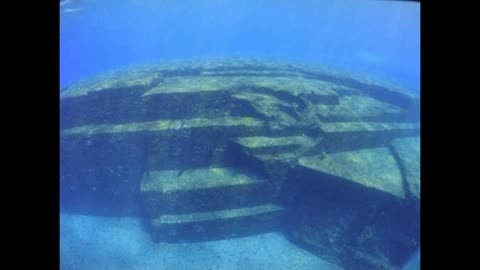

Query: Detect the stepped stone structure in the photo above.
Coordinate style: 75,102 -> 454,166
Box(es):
60,59 -> 420,270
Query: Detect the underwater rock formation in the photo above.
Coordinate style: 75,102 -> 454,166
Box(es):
60,59 -> 420,270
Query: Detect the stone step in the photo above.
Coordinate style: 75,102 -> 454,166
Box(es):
61,116 -> 323,172
61,117 -> 265,136
140,167 -> 275,215
60,68 -> 165,129
61,72 -> 341,129
232,135 -> 315,155
298,147 -> 405,199
320,121 -> 420,152
60,68 -> 162,99
144,75 -> 338,104
60,117 -> 270,205
299,69 -> 419,109
231,92 -> 302,127
61,117 -> 266,171
315,95 -> 418,123
143,76 -> 239,96
60,77 -> 265,129
149,204 -> 284,242
288,147 -> 419,270
60,87 -> 147,129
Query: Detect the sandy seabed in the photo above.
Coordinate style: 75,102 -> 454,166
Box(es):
60,213 -> 344,270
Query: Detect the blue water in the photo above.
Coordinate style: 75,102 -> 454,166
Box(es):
60,1 -> 420,270
60,0 -> 420,92
402,249 -> 420,270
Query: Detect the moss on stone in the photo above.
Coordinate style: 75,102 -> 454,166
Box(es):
321,121 -> 418,133
299,148 -> 405,198
141,167 -> 265,193
61,68 -> 162,99
316,95 -> 404,121
236,136 -> 314,149
61,117 -> 264,136
152,204 -> 283,225
144,76 -> 236,96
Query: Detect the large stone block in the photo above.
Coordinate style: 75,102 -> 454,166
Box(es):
150,204 -> 284,242
316,95 -> 418,123
140,167 -> 275,215
285,148 -> 420,270
320,121 -> 420,152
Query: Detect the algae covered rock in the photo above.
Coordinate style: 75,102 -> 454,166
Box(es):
60,58 -> 420,269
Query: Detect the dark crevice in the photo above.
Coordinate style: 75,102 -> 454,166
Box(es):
388,144 -> 414,202
278,104 -> 302,121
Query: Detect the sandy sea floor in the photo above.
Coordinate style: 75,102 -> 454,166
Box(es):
60,213 -> 344,270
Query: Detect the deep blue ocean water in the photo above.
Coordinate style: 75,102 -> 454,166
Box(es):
60,0 -> 420,93
60,1 -> 420,270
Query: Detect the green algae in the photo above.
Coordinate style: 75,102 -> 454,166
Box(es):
153,204 -> 283,225
141,167 -> 264,193
236,136 -> 314,149
61,117 -> 264,136
299,148 -> 405,198
316,95 -> 404,121
321,121 -> 419,133
61,68 -> 162,99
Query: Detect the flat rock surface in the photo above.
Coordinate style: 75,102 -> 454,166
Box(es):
153,204 -> 283,225
321,121 -> 419,133
61,117 -> 264,136
141,167 -> 265,193
60,213 -> 344,270
61,68 -> 161,99
299,148 -> 405,198
235,136 -> 314,149
315,95 -> 404,120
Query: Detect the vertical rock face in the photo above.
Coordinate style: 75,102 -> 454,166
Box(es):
60,59 -> 420,269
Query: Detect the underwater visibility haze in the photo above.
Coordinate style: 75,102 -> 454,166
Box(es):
60,1 -> 420,270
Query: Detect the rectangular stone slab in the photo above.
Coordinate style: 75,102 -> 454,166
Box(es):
61,117 -> 271,214
143,76 -> 239,95
61,116 -> 274,173
287,147 -> 419,270
315,95 -> 415,122
142,90 -> 263,121
60,86 -> 150,129
61,68 -> 162,99
61,77 -> 265,129
320,121 -> 420,152
141,167 -> 275,215
154,204 -> 283,224
298,147 -> 405,199
233,136 -> 315,155
150,204 -> 284,242
61,117 -> 264,136
321,122 -> 418,133
144,75 -> 339,104
141,167 -> 265,193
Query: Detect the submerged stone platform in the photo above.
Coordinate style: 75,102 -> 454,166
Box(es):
60,59 -> 420,270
